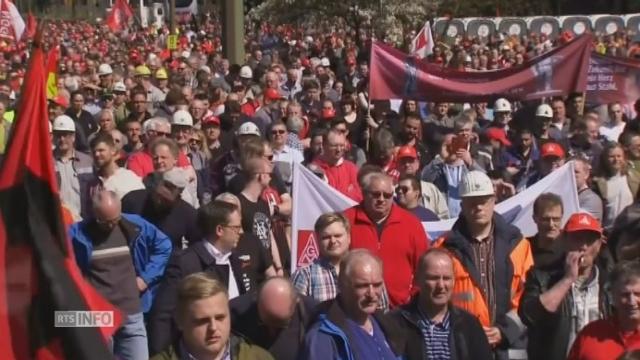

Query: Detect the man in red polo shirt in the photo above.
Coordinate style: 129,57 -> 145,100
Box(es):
313,129 -> 362,202
568,260 -> 640,359
344,171 -> 429,307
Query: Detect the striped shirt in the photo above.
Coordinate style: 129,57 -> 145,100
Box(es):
469,230 -> 497,322
418,309 -> 452,360
292,258 -> 390,310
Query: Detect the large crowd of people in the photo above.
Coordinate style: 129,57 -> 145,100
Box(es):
2,13 -> 640,360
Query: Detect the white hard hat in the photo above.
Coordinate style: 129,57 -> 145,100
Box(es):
320,57 -> 330,67
97,63 -> 113,76
171,110 -> 194,127
52,115 -> 76,132
236,122 -> 261,136
113,82 -> 127,92
494,98 -> 512,112
536,104 -> 553,118
239,65 -> 253,79
459,171 -> 495,198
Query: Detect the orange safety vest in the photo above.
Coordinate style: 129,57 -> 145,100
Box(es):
434,234 -> 533,327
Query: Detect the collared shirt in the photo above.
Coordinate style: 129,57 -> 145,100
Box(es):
273,145 -> 304,185
181,339 -> 230,360
55,155 -> 83,217
203,241 -> 240,299
469,229 -> 497,322
418,309 -> 452,360
568,267 -> 602,354
291,258 -> 390,310
346,317 -> 397,360
286,133 -> 304,153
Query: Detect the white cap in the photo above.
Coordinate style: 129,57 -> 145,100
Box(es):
239,65 -> 253,79
460,171 -> 495,198
180,50 -> 191,59
320,57 -> 330,67
494,98 -> 512,112
464,55 -> 472,63
171,110 -> 193,127
199,65 -> 212,74
97,63 -> 113,76
52,115 -> 76,132
113,82 -> 127,92
536,103 -> 553,118
162,168 -> 189,189
237,122 -> 261,136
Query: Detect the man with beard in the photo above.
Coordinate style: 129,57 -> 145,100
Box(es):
122,167 -> 200,251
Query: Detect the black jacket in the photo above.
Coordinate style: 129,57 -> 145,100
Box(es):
389,296 -> 493,360
230,292 -> 318,360
518,251 -> 614,360
147,241 -> 255,355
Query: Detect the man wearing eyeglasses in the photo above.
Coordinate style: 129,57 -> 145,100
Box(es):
345,171 -> 429,307
126,89 -> 153,124
395,174 -> 439,222
312,129 -> 362,202
148,201 -> 254,355
69,190 -> 172,360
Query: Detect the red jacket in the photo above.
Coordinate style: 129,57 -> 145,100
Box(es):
313,158 -> 362,202
568,318 -> 640,360
344,204 -> 429,307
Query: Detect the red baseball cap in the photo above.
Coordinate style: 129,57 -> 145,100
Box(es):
202,114 -> 220,126
541,142 -> 566,158
397,146 -> 418,160
49,95 -> 69,108
564,213 -> 603,236
321,108 -> 336,119
264,88 -> 285,101
346,57 -> 356,66
484,127 -> 511,146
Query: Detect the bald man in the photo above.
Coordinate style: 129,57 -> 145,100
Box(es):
301,250 -> 404,360
389,248 -> 492,359
230,277 -> 317,360
69,190 -> 172,360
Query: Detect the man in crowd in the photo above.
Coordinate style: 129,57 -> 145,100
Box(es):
53,114 -> 94,219
150,273 -> 273,359
69,190 -> 172,360
127,117 -> 186,178
391,248 -> 493,359
312,129 -> 362,202
436,170 -> 533,359
520,212 -> 610,360
600,102 -> 626,142
396,145 -> 449,219
231,277 -> 317,360
121,168 -> 200,250
345,172 -> 428,306
529,193 -> 565,267
87,132 -> 145,204
395,174 -> 439,221
123,119 -> 144,154
397,113 -> 430,167
148,201 -> 253,355
300,250 -> 403,359
518,142 -> 566,191
567,260 -> 640,359
574,157 -> 604,222
270,119 -> 304,187
550,98 -> 571,141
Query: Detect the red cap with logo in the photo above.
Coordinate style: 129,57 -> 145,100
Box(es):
397,146 -> 418,160
541,142 -> 566,158
484,127 -> 511,146
564,212 -> 603,236
202,114 -> 220,126
50,95 -> 69,108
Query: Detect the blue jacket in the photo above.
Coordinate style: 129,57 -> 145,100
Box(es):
300,299 -> 404,360
69,213 -> 172,313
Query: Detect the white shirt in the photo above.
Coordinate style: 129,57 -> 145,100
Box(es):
604,174 -> 634,227
599,122 -> 626,142
99,167 -> 145,199
203,241 -> 240,299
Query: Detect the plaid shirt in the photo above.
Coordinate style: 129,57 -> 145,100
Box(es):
291,258 -> 390,310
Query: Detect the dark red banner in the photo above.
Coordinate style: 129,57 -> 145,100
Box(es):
586,53 -> 640,105
370,34 -> 593,102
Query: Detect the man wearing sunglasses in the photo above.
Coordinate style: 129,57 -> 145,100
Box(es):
396,174 -> 439,222
69,190 -> 172,360
345,171 -> 429,307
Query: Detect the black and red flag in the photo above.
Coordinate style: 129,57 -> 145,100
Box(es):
0,32 -> 121,359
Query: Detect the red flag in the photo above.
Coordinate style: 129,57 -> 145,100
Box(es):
0,38 -> 121,359
105,0 -> 134,33
25,12 -> 36,39
0,0 -> 25,43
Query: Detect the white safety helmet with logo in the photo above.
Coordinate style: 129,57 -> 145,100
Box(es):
52,115 -> 76,132
494,98 -> 512,113
171,110 -> 194,127
535,104 -> 553,118
459,171 -> 495,198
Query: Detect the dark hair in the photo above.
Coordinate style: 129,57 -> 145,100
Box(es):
533,193 -> 564,216
70,90 -> 84,100
398,174 -> 421,193
596,142 -> 626,178
90,132 -> 116,149
197,201 -> 239,236
329,117 -> 348,129
617,350 -> 640,360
